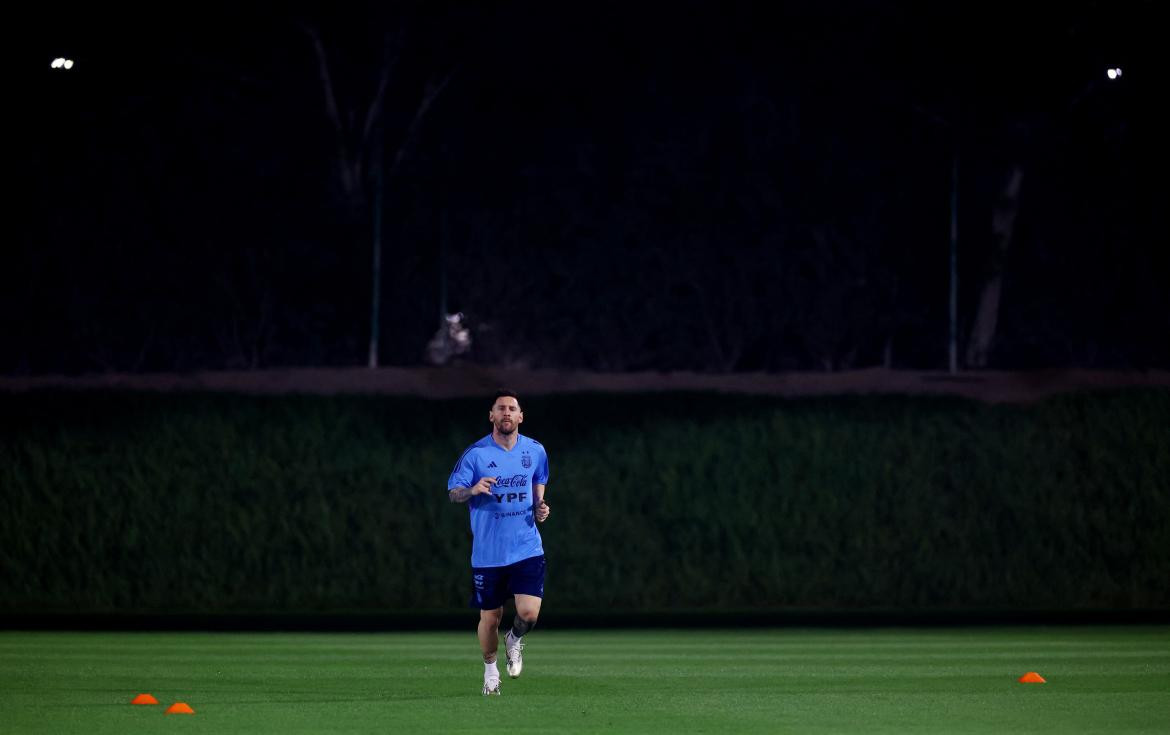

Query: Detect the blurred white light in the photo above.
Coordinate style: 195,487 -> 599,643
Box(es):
63,59 -> 74,70
51,58 -> 64,69
1106,67 -> 1123,80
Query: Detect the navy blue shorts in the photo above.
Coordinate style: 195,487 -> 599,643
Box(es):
469,554 -> 546,610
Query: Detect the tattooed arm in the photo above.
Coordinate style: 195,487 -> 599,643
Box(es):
449,476 -> 496,503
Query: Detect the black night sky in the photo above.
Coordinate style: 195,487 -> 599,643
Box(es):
10,1 -> 1166,374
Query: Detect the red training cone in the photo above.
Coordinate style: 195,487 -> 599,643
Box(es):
131,693 -> 159,705
1018,672 -> 1046,683
165,702 -> 195,714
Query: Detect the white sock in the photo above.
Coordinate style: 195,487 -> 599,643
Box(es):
485,660 -> 498,674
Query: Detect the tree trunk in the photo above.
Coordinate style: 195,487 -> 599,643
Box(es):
966,165 -> 1024,368
367,144 -> 383,368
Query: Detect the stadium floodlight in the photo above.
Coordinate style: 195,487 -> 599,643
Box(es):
1106,67 -> 1123,80
51,57 -> 75,70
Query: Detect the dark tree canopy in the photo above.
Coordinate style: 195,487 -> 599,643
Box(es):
8,1 -> 1165,373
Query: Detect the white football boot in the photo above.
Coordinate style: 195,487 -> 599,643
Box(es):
482,666 -> 501,696
504,631 -> 525,678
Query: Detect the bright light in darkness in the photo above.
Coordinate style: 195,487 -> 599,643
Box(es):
1106,67 -> 1123,80
50,57 -> 74,70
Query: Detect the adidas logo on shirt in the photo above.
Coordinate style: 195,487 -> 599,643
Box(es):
487,461 -> 498,468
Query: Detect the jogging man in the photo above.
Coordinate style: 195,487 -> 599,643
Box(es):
447,390 -> 550,696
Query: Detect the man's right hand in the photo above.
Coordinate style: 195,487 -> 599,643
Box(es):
471,476 -> 498,495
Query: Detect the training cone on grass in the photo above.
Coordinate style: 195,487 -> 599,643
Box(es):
130,693 -> 159,705
1018,672 -> 1046,683
165,702 -> 195,714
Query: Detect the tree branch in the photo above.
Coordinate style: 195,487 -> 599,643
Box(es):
300,22 -> 356,195
361,32 -> 402,150
386,70 -> 455,179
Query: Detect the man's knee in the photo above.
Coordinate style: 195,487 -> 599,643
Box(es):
480,607 -> 503,626
514,596 -> 541,623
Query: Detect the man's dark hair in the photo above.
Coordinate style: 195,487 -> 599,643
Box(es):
492,389 -> 521,410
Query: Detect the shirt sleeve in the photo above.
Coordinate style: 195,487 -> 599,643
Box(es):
447,448 -> 476,491
533,446 -> 549,485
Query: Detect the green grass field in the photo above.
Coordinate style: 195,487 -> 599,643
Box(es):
2,628 -> 1168,734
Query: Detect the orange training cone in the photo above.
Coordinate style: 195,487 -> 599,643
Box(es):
165,702 -> 195,714
131,693 -> 159,705
1018,672 -> 1046,683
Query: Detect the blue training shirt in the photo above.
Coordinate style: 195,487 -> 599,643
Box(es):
447,433 -> 549,568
